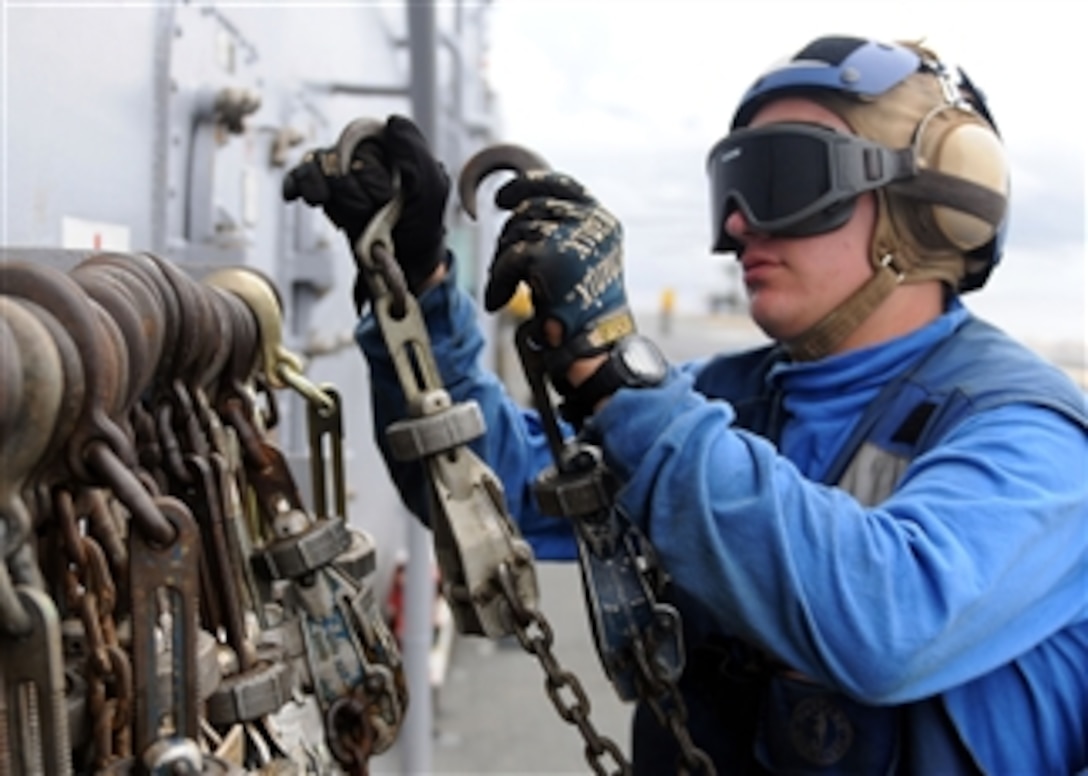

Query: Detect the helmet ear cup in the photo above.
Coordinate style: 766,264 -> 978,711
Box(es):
919,117 -> 1009,251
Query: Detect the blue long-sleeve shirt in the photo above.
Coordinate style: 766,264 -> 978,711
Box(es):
357,269 -> 1088,773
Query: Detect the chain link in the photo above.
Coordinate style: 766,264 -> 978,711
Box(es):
497,563 -> 631,776
326,689 -> 378,775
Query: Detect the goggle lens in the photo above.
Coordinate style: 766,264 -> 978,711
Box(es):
730,131 -> 832,226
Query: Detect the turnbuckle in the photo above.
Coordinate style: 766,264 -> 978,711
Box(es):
335,118 -> 539,639
514,322 -> 684,702
460,144 -> 714,772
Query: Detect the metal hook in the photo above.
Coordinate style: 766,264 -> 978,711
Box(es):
202,267 -> 332,412
334,118 -> 410,317
457,143 -> 551,220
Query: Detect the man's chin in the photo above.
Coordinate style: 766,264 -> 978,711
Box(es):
748,298 -> 804,343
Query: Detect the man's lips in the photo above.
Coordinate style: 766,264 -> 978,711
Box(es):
741,253 -> 782,284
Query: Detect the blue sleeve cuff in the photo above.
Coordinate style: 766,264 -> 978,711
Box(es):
590,370 -> 730,481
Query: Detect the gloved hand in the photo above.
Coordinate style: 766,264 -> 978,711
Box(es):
282,115 -> 450,310
484,171 -> 633,373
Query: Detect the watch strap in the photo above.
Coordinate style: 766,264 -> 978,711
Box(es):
560,353 -> 623,427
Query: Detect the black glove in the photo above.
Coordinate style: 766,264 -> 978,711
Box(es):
485,171 -> 633,375
282,115 -> 450,310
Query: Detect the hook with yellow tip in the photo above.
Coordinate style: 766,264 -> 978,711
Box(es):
203,267 -> 335,414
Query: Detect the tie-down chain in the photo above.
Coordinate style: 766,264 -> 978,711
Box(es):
459,145 -> 717,775
0,253 -> 404,774
335,119 -> 631,774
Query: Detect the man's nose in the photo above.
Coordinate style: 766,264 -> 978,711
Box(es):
724,209 -> 752,242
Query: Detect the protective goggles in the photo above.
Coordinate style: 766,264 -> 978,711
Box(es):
706,122 -> 914,253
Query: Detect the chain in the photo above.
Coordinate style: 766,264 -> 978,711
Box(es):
510,326 -> 718,773
632,639 -> 716,775
3,252 -> 425,775
57,487 -> 133,768
455,142 -> 720,775
497,563 -> 631,776
326,118 -> 635,770
0,166 -> 714,772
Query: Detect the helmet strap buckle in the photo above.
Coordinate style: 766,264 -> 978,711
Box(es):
879,253 -> 907,283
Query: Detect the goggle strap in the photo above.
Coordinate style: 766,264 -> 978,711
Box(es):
859,145 -> 916,190
889,168 -> 1007,226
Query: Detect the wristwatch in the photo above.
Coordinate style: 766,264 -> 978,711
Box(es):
561,334 -> 669,425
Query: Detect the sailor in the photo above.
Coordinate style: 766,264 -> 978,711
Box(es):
284,35 -> 1088,774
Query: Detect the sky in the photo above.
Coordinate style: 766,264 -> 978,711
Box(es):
484,0 -> 1086,350
487,0 -> 1083,162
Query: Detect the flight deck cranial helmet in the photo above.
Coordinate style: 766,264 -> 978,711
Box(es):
706,36 -> 1009,359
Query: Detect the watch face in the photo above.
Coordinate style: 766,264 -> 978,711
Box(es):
618,336 -> 668,384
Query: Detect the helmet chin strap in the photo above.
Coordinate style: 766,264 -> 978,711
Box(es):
784,254 -> 905,361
